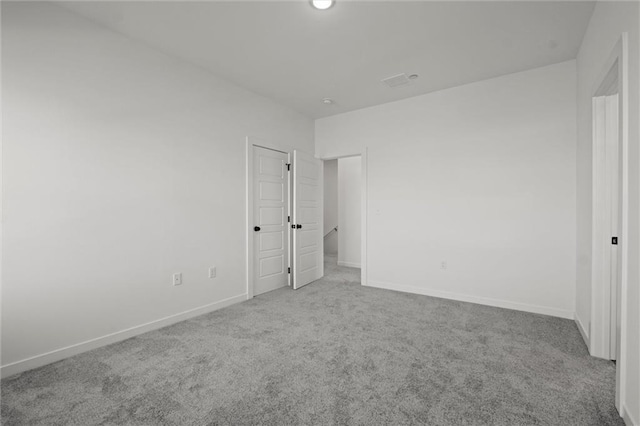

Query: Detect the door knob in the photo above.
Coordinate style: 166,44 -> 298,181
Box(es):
296,224 -> 302,229
254,226 -> 261,232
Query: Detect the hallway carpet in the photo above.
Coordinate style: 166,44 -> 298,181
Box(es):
1,257 -> 622,425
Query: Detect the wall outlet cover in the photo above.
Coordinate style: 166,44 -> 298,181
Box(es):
173,273 -> 182,286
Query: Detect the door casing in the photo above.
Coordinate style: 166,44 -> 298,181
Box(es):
589,33 -> 629,415
320,149 -> 368,287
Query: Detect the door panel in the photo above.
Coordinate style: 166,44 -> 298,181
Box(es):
260,156 -> 285,177
260,207 -> 284,225
254,147 -> 289,296
292,150 -> 323,289
299,230 -> 316,249
259,181 -> 284,201
259,255 -> 284,277
260,232 -> 283,251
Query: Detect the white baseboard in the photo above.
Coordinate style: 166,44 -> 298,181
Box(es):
575,313 -> 590,347
337,261 -> 361,268
623,404 -> 639,426
365,280 -> 574,319
1,293 -> 247,379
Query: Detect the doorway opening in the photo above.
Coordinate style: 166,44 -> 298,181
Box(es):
323,155 -> 363,280
589,33 -> 628,414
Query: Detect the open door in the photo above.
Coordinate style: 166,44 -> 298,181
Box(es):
292,150 -> 323,289
252,146 -> 290,296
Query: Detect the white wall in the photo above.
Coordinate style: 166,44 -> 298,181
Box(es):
316,61 -> 577,319
338,157 -> 361,268
576,2 -> 639,423
323,159 -> 338,255
1,2 -> 314,376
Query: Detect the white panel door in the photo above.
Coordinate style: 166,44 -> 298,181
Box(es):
253,146 -> 289,296
292,150 -> 323,289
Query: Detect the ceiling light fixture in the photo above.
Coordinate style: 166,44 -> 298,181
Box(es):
408,74 -> 419,80
322,98 -> 334,105
311,0 -> 335,10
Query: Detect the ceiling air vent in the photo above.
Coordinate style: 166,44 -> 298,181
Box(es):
381,73 -> 411,88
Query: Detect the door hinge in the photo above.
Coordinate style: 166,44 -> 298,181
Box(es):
612,236 -> 618,245
288,267 -> 291,274
288,215 -> 290,223
286,163 -> 291,171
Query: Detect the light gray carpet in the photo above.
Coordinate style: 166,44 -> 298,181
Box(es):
1,256 -> 622,425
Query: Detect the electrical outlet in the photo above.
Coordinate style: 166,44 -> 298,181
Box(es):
173,273 -> 182,286
440,261 -> 447,270
209,266 -> 217,279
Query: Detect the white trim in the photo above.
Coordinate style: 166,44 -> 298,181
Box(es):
361,148 -> 368,286
615,33 -> 629,416
622,404 -> 638,426
246,140 -> 253,299
337,261 -> 361,268
575,313 -> 590,348
589,33 -> 629,411
366,280 -> 574,319
0,293 -> 246,379
246,136 -> 293,299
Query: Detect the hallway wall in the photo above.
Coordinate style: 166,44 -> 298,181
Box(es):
338,157 -> 362,268
323,159 -> 338,255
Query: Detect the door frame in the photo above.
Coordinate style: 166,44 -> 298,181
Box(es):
320,148 -> 368,286
246,137 -> 294,299
589,33 -> 628,414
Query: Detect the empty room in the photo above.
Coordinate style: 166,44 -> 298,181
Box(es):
1,1 -> 639,425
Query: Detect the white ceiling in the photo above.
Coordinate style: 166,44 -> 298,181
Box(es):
60,1 -> 595,119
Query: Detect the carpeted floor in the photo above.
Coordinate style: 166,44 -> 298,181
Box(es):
1,256 -> 623,425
